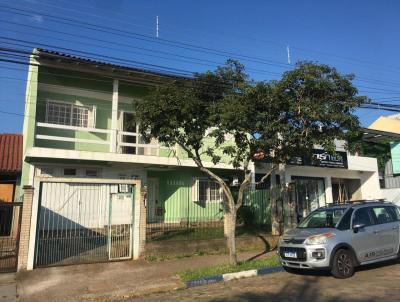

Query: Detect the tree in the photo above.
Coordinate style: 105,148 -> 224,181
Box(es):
134,60 -> 366,265
360,141 -> 391,171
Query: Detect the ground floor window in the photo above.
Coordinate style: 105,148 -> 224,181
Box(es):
192,178 -> 222,203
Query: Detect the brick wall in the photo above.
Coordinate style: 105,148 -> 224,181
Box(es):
17,186 -> 34,271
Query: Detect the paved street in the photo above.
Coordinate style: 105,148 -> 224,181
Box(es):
132,260 -> 400,302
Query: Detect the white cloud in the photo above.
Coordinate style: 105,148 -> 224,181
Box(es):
30,14 -> 43,23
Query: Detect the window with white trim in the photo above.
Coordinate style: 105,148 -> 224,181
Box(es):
192,178 -> 222,203
46,100 -> 96,128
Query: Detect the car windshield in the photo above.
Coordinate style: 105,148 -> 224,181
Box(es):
298,208 -> 347,228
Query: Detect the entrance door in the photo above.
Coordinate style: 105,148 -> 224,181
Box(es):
108,192 -> 134,260
121,112 -> 137,154
293,177 -> 326,219
0,202 -> 22,272
147,178 -> 160,223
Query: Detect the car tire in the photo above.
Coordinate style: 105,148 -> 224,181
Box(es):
331,249 -> 355,279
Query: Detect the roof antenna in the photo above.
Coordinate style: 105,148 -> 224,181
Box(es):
156,16 -> 159,38
287,45 -> 291,64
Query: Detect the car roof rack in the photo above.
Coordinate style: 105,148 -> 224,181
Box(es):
324,199 -> 389,207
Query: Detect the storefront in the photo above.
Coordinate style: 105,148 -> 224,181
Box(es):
286,152 -> 380,216
255,150 -> 382,225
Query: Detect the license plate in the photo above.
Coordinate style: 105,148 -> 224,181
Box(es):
284,252 -> 297,258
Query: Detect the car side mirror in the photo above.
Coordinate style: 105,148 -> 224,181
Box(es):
353,223 -> 366,233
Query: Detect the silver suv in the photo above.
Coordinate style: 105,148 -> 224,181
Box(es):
278,201 -> 400,278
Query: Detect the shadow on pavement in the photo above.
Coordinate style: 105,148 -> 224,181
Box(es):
209,276 -> 378,302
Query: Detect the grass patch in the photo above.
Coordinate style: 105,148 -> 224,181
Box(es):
144,250 -> 216,262
178,254 -> 280,282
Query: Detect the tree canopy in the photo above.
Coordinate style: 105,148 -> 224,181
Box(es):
134,60 -> 367,265
136,61 -> 366,173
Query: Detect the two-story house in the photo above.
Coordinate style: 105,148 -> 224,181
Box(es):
19,48 -> 382,270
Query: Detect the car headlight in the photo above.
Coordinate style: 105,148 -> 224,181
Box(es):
305,232 -> 335,245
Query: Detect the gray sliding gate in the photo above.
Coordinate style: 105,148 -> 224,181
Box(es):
35,181 -> 135,267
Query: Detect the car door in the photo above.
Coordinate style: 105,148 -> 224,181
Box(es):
369,206 -> 400,258
351,207 -> 378,262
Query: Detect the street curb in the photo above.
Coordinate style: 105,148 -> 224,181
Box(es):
185,265 -> 284,288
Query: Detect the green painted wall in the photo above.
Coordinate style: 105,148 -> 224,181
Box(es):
391,141 -> 400,174
21,56 -> 39,191
147,168 -> 271,224
148,168 -> 228,223
242,189 -> 271,225
22,64 -> 236,192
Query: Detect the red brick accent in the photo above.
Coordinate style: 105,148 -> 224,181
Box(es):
17,186 -> 34,271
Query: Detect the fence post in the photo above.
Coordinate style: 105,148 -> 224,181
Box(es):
17,185 -> 34,271
138,186 -> 147,257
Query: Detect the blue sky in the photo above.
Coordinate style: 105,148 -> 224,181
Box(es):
0,0 -> 399,132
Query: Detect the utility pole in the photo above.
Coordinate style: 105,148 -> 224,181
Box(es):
156,16 -> 159,38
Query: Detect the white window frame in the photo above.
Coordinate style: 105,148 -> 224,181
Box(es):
45,99 -> 96,128
192,178 -> 223,203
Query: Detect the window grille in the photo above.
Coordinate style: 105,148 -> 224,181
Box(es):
192,178 -> 222,203
46,100 -> 96,128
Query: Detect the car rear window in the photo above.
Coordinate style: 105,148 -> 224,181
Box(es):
370,207 -> 396,224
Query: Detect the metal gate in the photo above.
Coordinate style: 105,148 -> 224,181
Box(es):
35,182 -> 135,267
0,202 -> 22,272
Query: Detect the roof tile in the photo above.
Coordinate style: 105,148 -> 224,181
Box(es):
0,134 -> 23,173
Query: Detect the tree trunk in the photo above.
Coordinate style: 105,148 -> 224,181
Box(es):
224,213 -> 231,237
226,208 -> 238,265
271,187 -> 281,236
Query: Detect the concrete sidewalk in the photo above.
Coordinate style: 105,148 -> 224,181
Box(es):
0,274 -> 16,302
17,250 -> 271,302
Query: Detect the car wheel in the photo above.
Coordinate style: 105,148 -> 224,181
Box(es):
331,249 -> 355,279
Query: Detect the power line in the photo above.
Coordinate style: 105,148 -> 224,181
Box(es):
0,28 -> 282,77
6,0 -> 400,79
0,5 -> 290,68
2,47 -> 400,104
1,19 -> 399,91
30,0 -> 400,75
3,40 -> 400,98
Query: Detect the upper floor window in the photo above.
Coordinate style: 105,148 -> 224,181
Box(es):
46,100 -> 96,128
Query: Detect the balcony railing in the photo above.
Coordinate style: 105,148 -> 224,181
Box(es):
35,122 -> 171,156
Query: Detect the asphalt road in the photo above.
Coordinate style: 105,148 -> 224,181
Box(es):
131,260 -> 400,302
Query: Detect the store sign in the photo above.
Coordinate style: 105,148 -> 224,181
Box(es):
290,150 -> 348,169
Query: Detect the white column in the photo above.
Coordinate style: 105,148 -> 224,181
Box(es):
324,176 -> 333,204
26,177 -> 40,270
250,161 -> 256,189
110,79 -> 119,153
284,169 -> 291,186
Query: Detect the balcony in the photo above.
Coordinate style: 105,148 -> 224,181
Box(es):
29,122 -> 234,169
35,122 -> 172,157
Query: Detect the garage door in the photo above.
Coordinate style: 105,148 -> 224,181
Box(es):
35,181 -> 135,267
